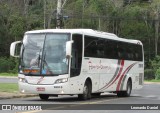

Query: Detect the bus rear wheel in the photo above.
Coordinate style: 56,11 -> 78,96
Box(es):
78,81 -> 92,100
39,94 -> 49,100
117,80 -> 132,97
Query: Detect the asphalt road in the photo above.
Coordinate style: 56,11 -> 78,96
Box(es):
0,77 -> 17,83
0,83 -> 160,113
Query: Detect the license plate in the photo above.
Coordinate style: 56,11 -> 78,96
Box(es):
37,87 -> 45,91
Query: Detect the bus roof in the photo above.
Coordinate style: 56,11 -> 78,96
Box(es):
25,29 -> 142,45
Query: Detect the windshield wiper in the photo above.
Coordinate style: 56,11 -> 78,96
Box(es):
42,52 -> 54,75
37,49 -> 42,68
24,49 -> 42,75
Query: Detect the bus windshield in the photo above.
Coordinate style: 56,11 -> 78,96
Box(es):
20,33 -> 70,76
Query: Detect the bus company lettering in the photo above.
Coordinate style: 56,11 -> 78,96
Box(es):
88,60 -> 111,71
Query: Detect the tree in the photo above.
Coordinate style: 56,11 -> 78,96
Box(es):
149,0 -> 160,56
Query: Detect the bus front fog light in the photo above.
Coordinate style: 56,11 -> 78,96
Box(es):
21,89 -> 25,93
60,90 -> 64,94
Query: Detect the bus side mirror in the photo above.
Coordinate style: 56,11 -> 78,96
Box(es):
10,41 -> 21,57
66,40 -> 73,58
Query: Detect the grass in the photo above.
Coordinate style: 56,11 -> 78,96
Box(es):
145,79 -> 160,82
0,83 -> 18,93
0,73 -> 17,77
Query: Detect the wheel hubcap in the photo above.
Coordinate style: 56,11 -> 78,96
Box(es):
127,83 -> 131,94
83,85 -> 88,97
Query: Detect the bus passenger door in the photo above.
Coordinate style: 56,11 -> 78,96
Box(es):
69,34 -> 83,94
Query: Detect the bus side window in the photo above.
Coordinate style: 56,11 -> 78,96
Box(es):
97,39 -> 105,58
84,36 -> 99,58
105,40 -> 117,59
70,34 -> 82,77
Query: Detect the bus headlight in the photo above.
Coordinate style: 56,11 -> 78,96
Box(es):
19,77 -> 28,83
55,78 -> 68,84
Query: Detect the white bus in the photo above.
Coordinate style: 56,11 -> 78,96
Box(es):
10,29 -> 144,100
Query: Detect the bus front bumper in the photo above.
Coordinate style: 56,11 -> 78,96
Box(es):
19,82 -> 70,95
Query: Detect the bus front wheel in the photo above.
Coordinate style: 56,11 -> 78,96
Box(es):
78,81 -> 92,100
39,94 -> 49,100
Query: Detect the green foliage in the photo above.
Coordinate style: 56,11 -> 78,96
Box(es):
144,69 -> 155,80
9,15 -> 25,40
155,68 -> 160,80
0,57 -> 18,73
0,0 -> 160,74
150,55 -> 160,71
146,55 -> 160,80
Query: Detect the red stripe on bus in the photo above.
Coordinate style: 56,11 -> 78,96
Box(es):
104,59 -> 124,90
116,62 -> 137,91
97,60 -> 121,92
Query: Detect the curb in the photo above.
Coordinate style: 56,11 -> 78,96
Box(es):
0,92 -> 37,100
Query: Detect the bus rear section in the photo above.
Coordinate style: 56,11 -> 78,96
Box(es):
82,34 -> 144,98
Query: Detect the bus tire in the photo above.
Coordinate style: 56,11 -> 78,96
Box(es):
117,80 -> 132,97
91,93 -> 101,97
39,94 -> 49,100
78,81 -> 92,100
125,80 -> 132,97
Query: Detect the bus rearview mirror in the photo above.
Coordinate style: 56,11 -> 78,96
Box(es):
66,41 -> 73,58
10,41 -> 21,57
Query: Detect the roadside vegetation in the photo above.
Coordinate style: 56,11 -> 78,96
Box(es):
0,73 -> 17,77
0,83 -> 18,93
145,79 -> 160,82
0,0 -> 160,81
0,57 -> 18,77
145,55 -> 160,81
